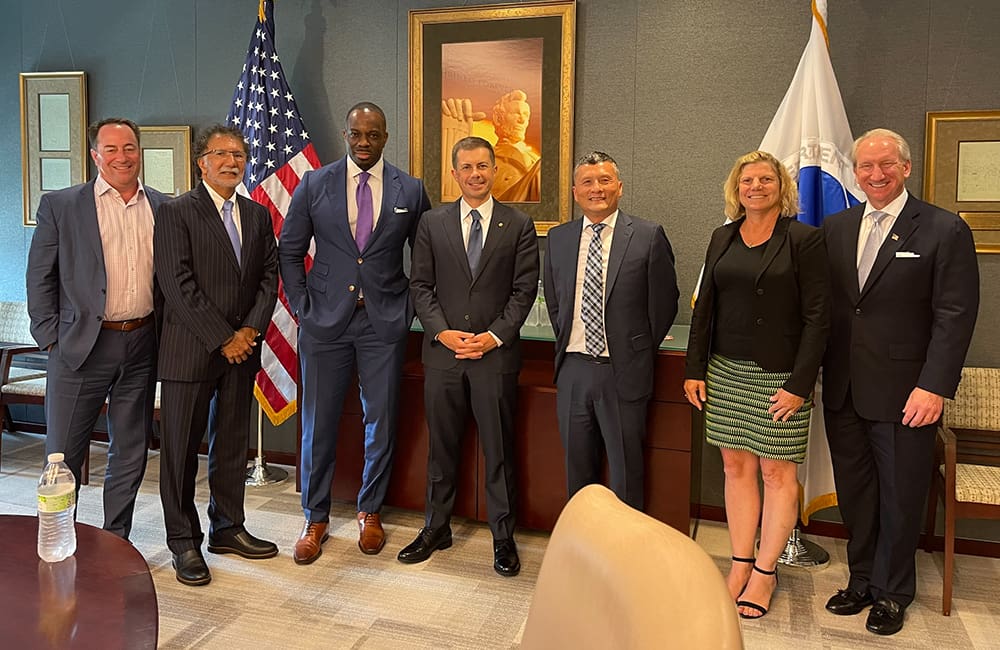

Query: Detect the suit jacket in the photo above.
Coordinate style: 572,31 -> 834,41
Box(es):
410,199 -> 538,372
686,217 -> 830,398
822,195 -> 979,421
27,179 -> 170,370
153,183 -> 278,381
278,157 -> 431,343
545,212 -> 679,402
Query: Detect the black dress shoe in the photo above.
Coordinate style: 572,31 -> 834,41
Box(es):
866,598 -> 905,635
173,549 -> 211,586
825,588 -> 875,615
493,538 -> 520,577
397,526 -> 452,564
207,528 -> 278,559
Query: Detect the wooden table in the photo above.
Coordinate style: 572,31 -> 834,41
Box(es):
0,514 -> 158,649
311,324 -> 695,534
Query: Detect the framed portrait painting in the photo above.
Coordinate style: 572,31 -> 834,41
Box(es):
409,1 -> 576,234
924,110 -> 1000,253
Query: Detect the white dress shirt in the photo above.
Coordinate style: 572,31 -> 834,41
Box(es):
567,210 -> 617,356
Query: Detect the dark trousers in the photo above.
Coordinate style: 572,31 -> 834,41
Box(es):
557,353 -> 648,510
825,391 -> 937,607
44,324 -> 156,538
159,367 -> 254,554
423,364 -> 518,540
298,307 -> 406,521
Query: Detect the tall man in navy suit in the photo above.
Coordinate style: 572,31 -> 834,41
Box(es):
398,137 -> 538,576
544,151 -> 679,510
27,117 -> 168,539
279,102 -> 431,564
155,125 -> 279,586
821,129 -> 979,635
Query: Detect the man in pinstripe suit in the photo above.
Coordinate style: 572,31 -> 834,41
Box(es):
154,125 -> 279,586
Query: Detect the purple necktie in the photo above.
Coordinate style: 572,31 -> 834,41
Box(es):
355,171 -> 373,251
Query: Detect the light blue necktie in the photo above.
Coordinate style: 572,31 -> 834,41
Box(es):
467,209 -> 483,275
857,210 -> 887,289
222,199 -> 241,266
581,223 -> 606,356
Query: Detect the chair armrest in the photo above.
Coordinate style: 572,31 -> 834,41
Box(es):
939,425 -> 958,496
0,344 -> 43,384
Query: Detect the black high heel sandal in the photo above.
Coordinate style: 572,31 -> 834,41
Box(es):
737,564 -> 778,619
731,555 -> 755,598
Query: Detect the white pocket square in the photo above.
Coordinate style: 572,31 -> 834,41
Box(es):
393,207 -> 409,213
895,251 -> 920,258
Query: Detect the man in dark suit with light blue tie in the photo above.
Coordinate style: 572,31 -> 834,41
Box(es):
821,128 -> 979,635
279,102 -> 431,564
544,151 -> 679,510
27,117 -> 168,540
398,136 -> 538,576
155,124 -> 279,586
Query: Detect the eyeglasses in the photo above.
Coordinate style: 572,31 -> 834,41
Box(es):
856,160 -> 902,173
201,149 -> 247,162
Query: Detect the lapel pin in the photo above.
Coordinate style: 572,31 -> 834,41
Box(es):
891,233 -> 899,241
498,222 -> 504,228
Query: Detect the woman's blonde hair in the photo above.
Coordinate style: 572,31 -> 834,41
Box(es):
722,150 -> 799,220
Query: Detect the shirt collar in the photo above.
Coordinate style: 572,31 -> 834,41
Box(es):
585,209 -> 618,231
460,196 -> 494,221
346,156 -> 384,183
95,174 -> 146,203
202,181 -> 237,214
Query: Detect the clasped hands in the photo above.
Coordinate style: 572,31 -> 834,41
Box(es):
220,327 -> 258,364
437,329 -> 497,360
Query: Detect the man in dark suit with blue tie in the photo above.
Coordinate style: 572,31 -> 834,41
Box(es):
821,129 -> 979,635
27,117 -> 169,540
397,136 -> 538,576
154,125 -> 279,586
544,151 -> 679,510
279,102 -> 431,564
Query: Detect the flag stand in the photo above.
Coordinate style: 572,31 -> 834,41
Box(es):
246,403 -> 287,486
777,527 -> 829,568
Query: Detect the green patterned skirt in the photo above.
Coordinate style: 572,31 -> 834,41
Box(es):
704,354 -> 812,463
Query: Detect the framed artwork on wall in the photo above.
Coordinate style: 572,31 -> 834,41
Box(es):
924,110 -> 1000,254
409,1 -> 576,234
19,71 -> 88,226
139,125 -> 192,197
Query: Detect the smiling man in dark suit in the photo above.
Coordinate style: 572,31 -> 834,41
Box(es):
821,128 -> 979,635
544,151 -> 679,511
279,102 -> 431,564
154,124 -> 279,586
398,136 -> 538,576
27,117 -> 168,540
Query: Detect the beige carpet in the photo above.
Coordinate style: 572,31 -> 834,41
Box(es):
1,430 -> 997,649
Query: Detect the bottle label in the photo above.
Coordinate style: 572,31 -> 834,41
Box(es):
38,491 -> 76,513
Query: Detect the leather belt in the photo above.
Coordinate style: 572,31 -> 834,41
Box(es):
355,298 -> 366,309
567,352 -> 611,364
101,314 -> 153,332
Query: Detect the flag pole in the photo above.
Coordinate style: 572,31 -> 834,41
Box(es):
246,401 -> 288,486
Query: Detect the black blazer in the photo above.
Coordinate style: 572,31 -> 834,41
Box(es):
409,199 -> 538,373
545,212 -> 679,402
686,216 -> 830,398
154,183 -> 278,381
821,195 -> 979,421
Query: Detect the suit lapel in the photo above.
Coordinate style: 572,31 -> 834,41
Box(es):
236,195 -> 260,276
442,202 -> 471,282
79,181 -> 105,268
473,202 -> 512,284
860,197 -> 919,298
756,217 -> 791,285
605,212 -> 633,298
194,184 -> 241,273
365,162 -> 401,253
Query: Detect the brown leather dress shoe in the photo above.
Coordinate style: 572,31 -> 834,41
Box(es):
293,521 -> 329,565
358,512 -> 386,555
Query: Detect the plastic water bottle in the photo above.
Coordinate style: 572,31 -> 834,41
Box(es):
37,452 -> 77,562
536,279 -> 551,327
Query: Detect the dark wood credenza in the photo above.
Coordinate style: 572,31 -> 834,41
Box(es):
304,324 -> 693,533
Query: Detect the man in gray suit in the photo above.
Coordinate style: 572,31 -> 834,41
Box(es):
544,151 -> 679,510
398,136 -> 538,576
154,125 -> 279,586
27,117 -> 169,539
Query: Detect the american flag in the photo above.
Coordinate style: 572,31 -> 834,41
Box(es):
226,0 -> 320,425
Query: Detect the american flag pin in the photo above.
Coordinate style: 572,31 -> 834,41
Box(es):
891,233 -> 899,240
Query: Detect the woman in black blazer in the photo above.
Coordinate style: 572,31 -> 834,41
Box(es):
684,151 -> 830,619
